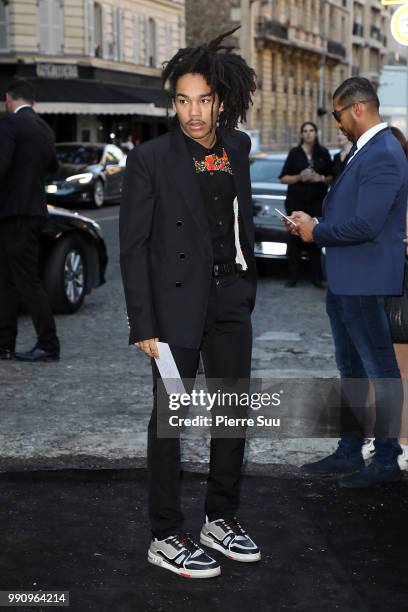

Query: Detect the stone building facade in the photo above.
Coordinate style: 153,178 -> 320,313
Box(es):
186,0 -> 392,150
0,0 -> 186,142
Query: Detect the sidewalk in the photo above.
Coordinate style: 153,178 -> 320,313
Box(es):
1,467 -> 407,612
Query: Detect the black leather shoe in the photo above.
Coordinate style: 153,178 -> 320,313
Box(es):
15,346 -> 60,362
301,451 -> 365,474
338,461 -> 403,488
312,280 -> 324,289
285,279 -> 297,288
0,348 -> 15,360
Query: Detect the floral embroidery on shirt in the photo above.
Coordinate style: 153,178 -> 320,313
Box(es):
193,148 -> 233,175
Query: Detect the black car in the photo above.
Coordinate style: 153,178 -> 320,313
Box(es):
250,151 -> 339,260
45,143 -> 126,208
250,154 -> 289,259
39,205 -> 108,313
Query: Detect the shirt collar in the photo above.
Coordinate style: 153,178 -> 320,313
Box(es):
183,131 -> 223,158
355,122 -> 388,152
14,104 -> 33,114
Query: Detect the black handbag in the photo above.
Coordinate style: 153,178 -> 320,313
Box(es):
385,260 -> 408,344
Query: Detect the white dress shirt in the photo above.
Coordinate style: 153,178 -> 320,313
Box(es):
347,122 -> 388,164
14,104 -> 32,113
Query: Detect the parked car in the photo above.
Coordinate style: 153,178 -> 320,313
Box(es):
38,205 -> 108,313
45,143 -> 126,208
250,150 -> 339,260
250,153 -> 289,260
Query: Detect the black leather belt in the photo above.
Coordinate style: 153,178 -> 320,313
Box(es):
212,262 -> 242,277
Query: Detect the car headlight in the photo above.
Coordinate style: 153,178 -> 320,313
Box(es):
66,173 -> 94,184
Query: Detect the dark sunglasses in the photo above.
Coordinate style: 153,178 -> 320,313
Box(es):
332,99 -> 375,122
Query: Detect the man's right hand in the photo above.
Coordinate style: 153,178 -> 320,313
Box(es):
135,338 -> 159,359
290,211 -> 313,224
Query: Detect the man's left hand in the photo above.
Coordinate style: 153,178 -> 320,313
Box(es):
297,219 -> 317,243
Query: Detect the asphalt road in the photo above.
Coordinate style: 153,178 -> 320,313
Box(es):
0,203 -> 340,471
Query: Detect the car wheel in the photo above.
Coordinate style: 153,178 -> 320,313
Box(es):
44,235 -> 87,314
92,179 -> 105,208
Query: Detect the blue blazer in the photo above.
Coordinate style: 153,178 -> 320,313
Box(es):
313,128 -> 408,295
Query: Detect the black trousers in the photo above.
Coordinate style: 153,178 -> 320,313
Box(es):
148,272 -> 253,539
0,216 -> 59,352
287,234 -> 322,283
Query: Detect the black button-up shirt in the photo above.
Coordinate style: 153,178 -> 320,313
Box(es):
185,133 -> 236,264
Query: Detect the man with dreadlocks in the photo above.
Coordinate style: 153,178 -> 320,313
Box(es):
120,27 -> 260,578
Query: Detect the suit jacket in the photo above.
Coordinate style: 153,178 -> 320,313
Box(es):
119,125 -> 256,348
0,106 -> 58,220
313,127 -> 408,295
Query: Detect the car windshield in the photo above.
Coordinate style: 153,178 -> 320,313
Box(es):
56,145 -> 103,165
250,159 -> 284,183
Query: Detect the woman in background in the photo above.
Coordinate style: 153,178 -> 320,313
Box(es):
279,122 -> 333,288
332,128 -> 353,181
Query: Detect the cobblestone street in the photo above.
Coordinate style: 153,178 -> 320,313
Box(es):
1,205 -> 339,471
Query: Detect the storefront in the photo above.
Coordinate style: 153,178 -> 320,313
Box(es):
0,62 -> 170,144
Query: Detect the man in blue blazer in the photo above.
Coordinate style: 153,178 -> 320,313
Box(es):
287,77 -> 408,487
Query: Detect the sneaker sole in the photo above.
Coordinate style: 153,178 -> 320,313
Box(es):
200,532 -> 261,562
147,550 -> 221,578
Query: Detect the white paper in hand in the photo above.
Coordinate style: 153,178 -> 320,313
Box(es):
155,342 -> 186,395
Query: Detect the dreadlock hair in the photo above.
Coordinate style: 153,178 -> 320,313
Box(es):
161,26 -> 256,133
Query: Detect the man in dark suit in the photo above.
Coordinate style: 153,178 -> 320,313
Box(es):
286,77 -> 408,487
0,79 -> 60,362
120,29 -> 261,578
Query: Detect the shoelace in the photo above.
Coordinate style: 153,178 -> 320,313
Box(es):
169,533 -> 200,553
218,517 -> 247,537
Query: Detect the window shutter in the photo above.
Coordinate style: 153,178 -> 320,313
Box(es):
112,6 -> 123,61
0,0 -> 8,51
101,4 -> 110,59
154,19 -> 159,68
144,16 -> 150,66
133,13 -> 141,65
85,0 -> 95,56
118,8 -> 124,62
165,23 -> 172,62
38,0 -> 50,54
50,0 -> 64,55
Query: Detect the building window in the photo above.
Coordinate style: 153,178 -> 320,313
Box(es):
165,23 -> 173,62
0,0 -> 9,52
145,17 -> 157,68
38,0 -> 64,55
94,3 -> 102,57
112,7 -> 124,61
133,14 -> 142,65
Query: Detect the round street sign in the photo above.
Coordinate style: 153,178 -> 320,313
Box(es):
391,3 -> 408,46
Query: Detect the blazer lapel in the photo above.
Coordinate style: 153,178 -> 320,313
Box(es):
324,127 -> 389,210
168,126 -> 212,256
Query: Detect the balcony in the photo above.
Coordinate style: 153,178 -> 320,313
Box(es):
327,40 -> 347,58
256,19 -> 288,41
353,22 -> 364,37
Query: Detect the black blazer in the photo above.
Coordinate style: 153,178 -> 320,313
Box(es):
0,106 -> 58,220
120,125 -> 256,348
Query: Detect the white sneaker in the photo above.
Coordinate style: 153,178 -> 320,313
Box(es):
200,516 -> 261,562
148,533 -> 221,578
398,448 -> 408,471
362,438 -> 375,461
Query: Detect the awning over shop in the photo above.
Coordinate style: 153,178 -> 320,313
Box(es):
0,77 -> 171,116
